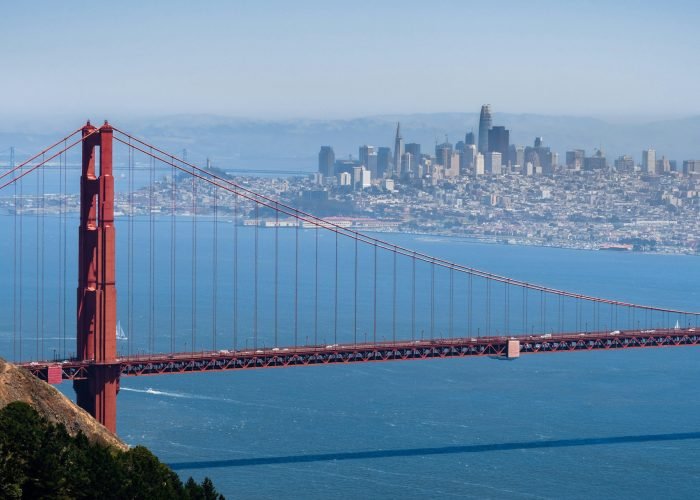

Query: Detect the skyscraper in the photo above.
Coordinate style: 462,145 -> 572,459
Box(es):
642,149 -> 656,174
359,145 -> 377,178
488,126 -> 509,165
393,122 -> 404,177
478,105 -> 492,154
359,145 -> 375,168
485,152 -> 502,175
465,131 -> 476,146
435,141 -> 453,166
318,146 -> 335,178
405,142 -> 421,160
377,147 -> 392,177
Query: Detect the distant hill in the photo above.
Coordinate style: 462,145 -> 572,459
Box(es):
2,113 -> 700,171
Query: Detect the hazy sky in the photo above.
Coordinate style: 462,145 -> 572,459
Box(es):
2,0 -> 699,121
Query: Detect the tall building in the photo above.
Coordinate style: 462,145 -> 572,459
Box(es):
643,149 -> 656,174
377,147 -> 392,177
435,141 -> 453,166
656,156 -> 671,174
474,153 -> 485,175
525,137 -> 555,175
318,146 -> 335,178
566,150 -> 585,170
393,122 -> 404,177
461,144 -> 477,174
488,126 -> 509,165
583,149 -> 607,170
509,145 -> 525,167
614,155 -> 635,172
359,145 -> 375,168
405,142 -> 421,162
478,105 -> 492,154
683,160 -> 700,175
485,152 -> 502,175
359,145 -> 377,178
465,131 -> 476,146
444,152 -> 460,178
400,153 -> 413,177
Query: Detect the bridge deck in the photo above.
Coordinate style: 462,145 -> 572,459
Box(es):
20,328 -> 699,383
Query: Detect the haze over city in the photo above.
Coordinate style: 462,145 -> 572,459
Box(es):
2,0 -> 699,122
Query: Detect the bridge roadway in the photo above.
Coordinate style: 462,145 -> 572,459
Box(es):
20,328 -> 699,383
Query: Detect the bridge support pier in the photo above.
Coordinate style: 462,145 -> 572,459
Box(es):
75,121 -> 119,433
506,339 -> 520,358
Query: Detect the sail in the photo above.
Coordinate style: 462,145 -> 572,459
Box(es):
116,320 -> 128,340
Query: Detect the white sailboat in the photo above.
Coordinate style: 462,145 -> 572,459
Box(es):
674,320 -> 680,330
116,320 -> 128,340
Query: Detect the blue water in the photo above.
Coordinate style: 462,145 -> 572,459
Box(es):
1,212 -> 699,498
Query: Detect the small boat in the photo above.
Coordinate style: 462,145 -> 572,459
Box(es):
116,320 -> 128,340
674,320 -> 680,330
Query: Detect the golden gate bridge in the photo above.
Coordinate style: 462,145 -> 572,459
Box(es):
1,122 -> 698,433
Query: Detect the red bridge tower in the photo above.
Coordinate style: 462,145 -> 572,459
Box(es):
73,121 -> 119,433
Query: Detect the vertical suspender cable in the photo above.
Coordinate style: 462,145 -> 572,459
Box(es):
56,148 -> 62,359
487,279 -> 492,336
191,162 -> 197,353
334,231 -> 338,345
314,223 -> 319,345
127,140 -> 134,356
62,142 -> 67,358
36,155 -> 41,359
294,209 -> 299,348
274,202 -> 279,347
430,259 -> 435,339
373,243 -> 377,344
411,253 -> 416,342
503,281 -> 508,337
171,155 -> 176,354
212,183 -> 218,350
354,235 -> 358,345
40,152 -> 46,359
18,156 -> 23,360
149,149 -> 155,352
254,202 -> 259,350
392,248 -> 397,343
12,148 -> 17,360
233,188 -> 238,350
449,267 -> 454,339
468,273 -> 473,337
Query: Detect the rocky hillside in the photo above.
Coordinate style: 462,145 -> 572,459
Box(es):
0,358 -> 126,450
